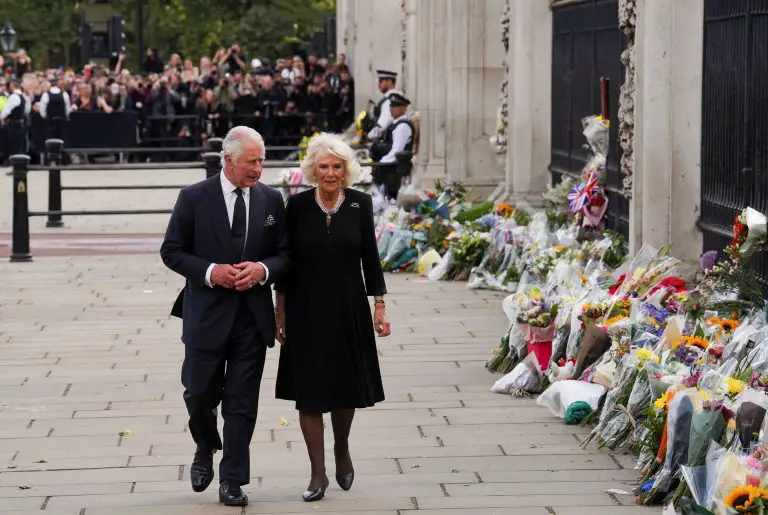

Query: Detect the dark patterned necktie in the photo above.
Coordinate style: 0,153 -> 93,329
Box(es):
232,188 -> 246,238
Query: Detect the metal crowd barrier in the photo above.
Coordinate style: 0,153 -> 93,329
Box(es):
7,142 -> 412,263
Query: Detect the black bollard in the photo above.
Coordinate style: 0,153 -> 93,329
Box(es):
45,139 -> 65,228
202,152 -> 221,179
10,154 -> 32,263
207,137 -> 223,155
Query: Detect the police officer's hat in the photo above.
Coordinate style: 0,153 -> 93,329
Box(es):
389,91 -> 410,107
376,69 -> 397,81
8,77 -> 20,86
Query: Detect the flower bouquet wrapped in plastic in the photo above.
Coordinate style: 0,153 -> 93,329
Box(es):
637,388 -> 713,505
582,114 -> 611,160
518,306 -> 558,373
381,228 -> 414,271
427,249 -> 454,281
487,275 -> 543,373
571,318 -> 612,381
731,389 -> 768,453
581,347 -> 658,451
696,439 -> 768,514
548,295 -> 578,372
445,231 -> 492,281
276,168 -> 304,202
736,207 -> 768,260
490,351 -> 545,397
605,244 -> 680,314
467,220 -> 517,291
564,115 -> 610,230
672,400 -> 733,507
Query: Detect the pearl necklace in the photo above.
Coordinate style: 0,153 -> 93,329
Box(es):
315,188 -> 345,226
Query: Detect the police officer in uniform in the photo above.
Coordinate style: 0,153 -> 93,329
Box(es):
367,69 -> 398,160
0,78 -> 31,156
373,91 -> 414,200
39,77 -> 71,143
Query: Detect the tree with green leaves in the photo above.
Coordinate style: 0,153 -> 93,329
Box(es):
110,0 -> 335,70
0,0 -> 84,69
0,0 -> 334,71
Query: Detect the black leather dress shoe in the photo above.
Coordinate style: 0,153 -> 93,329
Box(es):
219,483 -> 248,506
190,447 -> 214,493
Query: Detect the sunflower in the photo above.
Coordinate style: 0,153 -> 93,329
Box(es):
708,316 -> 741,334
723,485 -> 768,510
682,336 -> 710,350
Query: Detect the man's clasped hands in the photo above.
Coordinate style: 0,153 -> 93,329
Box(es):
211,262 -> 266,290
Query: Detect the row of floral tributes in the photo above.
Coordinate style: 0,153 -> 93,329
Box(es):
371,116 -> 768,514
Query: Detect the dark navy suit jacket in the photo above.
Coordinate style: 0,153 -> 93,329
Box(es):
160,175 -> 290,349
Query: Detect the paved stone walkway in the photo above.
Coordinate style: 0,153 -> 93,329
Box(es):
0,165 -> 656,514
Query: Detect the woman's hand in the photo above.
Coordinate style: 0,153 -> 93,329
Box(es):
276,309 -> 286,345
373,305 -> 391,337
275,292 -> 286,345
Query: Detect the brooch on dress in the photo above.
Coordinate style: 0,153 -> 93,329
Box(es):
350,202 -> 360,208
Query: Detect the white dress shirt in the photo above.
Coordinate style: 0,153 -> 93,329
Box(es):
367,89 -> 397,140
0,91 -> 31,121
380,115 -> 413,164
204,172 -> 270,288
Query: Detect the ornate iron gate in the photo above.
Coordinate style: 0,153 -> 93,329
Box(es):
700,0 -> 768,282
549,0 -> 629,236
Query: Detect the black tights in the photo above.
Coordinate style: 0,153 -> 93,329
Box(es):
299,409 -> 355,490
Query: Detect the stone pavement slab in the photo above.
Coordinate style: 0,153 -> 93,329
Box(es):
0,255 -> 656,514
0,166 -> 656,514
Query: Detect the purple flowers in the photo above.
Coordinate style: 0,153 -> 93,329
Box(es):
643,304 -> 670,325
674,344 -> 699,367
699,250 -> 718,271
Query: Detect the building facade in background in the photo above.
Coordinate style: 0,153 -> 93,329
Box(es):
335,0 -> 766,274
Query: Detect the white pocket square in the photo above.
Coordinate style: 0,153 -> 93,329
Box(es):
350,202 -> 360,208
265,214 -> 276,227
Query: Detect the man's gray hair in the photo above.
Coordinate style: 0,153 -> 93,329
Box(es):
221,126 -> 265,168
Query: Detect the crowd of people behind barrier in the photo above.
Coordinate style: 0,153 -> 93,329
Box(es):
0,45 -> 356,163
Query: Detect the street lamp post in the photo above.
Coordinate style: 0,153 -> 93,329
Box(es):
0,21 -> 17,53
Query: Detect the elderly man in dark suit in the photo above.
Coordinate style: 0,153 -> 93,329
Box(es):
160,126 -> 290,506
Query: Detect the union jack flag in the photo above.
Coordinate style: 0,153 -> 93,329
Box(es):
567,172 -> 599,212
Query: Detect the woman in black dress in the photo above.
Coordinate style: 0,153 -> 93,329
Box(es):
274,133 -> 391,502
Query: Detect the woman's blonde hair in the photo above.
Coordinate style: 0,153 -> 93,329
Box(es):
300,132 -> 361,187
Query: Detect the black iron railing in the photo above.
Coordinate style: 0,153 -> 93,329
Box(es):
549,0 -> 629,237
8,143 -> 414,262
699,0 -> 768,286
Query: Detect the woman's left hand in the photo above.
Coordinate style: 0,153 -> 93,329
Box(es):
374,307 -> 391,337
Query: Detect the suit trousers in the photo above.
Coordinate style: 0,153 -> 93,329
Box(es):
181,296 -> 267,486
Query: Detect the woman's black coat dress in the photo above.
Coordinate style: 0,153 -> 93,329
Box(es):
275,188 -> 387,413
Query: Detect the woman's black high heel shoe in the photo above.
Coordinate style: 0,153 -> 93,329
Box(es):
336,470 -> 354,491
335,446 -> 355,491
302,478 -> 329,502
